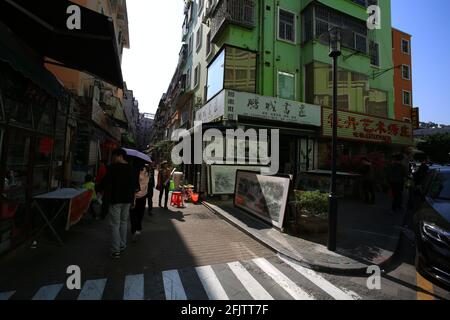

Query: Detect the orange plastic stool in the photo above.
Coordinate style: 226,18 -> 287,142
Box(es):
170,192 -> 183,208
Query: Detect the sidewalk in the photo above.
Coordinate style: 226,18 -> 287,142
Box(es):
204,193 -> 406,275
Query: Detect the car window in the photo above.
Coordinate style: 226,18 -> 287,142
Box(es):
428,171 -> 450,200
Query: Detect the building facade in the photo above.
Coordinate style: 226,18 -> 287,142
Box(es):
137,113 -> 154,151
123,83 -> 140,146
155,0 -> 413,195
392,28 -> 413,122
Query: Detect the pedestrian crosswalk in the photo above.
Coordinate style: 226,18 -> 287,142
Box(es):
0,256 -> 363,301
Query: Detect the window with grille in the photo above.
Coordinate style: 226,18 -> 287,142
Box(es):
402,65 -> 411,80
278,9 -> 296,43
369,41 -> 379,66
310,4 -> 368,54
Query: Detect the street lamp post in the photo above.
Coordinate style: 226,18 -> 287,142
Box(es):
328,27 -> 341,252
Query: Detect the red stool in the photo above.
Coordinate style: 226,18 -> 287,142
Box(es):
170,192 -> 183,208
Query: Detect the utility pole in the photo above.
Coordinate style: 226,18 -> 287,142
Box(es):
327,27 -> 341,252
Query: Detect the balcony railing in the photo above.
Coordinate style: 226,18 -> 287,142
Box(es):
210,0 -> 256,42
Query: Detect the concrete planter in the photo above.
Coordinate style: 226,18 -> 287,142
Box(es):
298,214 -> 328,234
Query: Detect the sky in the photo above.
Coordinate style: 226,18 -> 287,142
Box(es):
122,0 -> 450,124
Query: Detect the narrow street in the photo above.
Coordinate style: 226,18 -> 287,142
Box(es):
0,192 -> 448,301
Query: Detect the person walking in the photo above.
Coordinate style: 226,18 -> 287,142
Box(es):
387,153 -> 408,213
147,163 -> 155,215
130,165 -> 150,242
157,161 -> 172,210
359,157 -> 376,204
98,148 -> 138,259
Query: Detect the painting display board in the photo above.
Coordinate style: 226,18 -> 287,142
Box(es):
210,165 -> 265,195
234,170 -> 290,229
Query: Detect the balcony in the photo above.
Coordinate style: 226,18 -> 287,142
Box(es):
178,44 -> 188,68
182,18 -> 189,42
210,0 -> 256,43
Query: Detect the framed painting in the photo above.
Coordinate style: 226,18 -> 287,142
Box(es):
234,170 -> 291,229
209,165 -> 266,195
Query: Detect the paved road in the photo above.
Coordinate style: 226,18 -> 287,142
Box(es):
0,195 -> 448,300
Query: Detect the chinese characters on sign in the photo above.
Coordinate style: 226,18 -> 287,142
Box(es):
322,108 -> 413,145
228,90 -> 321,127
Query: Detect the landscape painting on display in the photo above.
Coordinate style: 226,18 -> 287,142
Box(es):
210,165 -> 265,195
234,170 -> 290,229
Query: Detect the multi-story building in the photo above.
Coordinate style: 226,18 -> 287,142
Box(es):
392,28 -> 413,123
137,113 -> 155,151
157,0 -> 414,194
123,83 -> 140,146
46,0 -> 130,181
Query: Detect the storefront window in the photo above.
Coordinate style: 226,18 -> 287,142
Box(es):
4,131 -> 30,194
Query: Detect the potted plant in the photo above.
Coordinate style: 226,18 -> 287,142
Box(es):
294,191 -> 329,234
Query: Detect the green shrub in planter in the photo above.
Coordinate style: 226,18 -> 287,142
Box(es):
295,191 -> 329,219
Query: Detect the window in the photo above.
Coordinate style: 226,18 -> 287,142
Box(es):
351,0 -> 378,7
369,41 -> 379,66
401,39 -> 410,54
278,72 -> 295,100
206,31 -> 212,56
278,9 -> 296,43
307,4 -> 368,54
206,51 -> 225,100
186,68 -> 191,90
403,91 -> 411,106
196,26 -> 202,52
206,46 -> 256,101
194,64 -> 200,88
188,36 -> 193,54
402,64 -> 411,80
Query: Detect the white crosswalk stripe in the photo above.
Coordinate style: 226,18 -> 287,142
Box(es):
32,284 -> 64,300
3,257 -> 366,301
278,255 -> 360,300
163,270 -> 187,300
78,279 -> 107,300
196,265 -> 229,300
0,291 -> 15,300
253,258 -> 315,300
228,261 -> 274,300
123,274 -> 144,300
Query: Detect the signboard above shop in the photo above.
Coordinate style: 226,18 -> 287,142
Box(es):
195,90 -> 322,127
322,108 -> 413,146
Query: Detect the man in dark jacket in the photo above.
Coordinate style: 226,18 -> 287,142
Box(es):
147,163 -> 155,216
98,148 -> 138,259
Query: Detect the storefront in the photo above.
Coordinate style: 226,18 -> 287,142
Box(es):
0,59 -> 68,254
193,89 -> 322,196
298,107 -> 414,197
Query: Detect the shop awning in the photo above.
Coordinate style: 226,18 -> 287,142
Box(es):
0,21 -> 63,97
0,0 -> 123,88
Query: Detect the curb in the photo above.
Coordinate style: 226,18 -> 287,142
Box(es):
203,201 -> 404,276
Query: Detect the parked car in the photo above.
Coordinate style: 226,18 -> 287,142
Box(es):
413,165 -> 450,289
